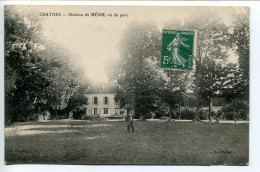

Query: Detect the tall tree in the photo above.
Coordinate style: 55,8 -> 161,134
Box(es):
218,9 -> 250,121
199,58 -> 226,120
232,8 -> 249,102
5,7 -> 88,122
5,7 -> 49,121
163,70 -> 195,120
164,9 -> 232,120
115,22 -> 168,119
220,63 -> 249,120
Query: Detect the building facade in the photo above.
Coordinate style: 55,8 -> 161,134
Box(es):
81,93 -> 121,117
80,82 -> 124,118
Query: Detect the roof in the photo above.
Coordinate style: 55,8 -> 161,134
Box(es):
85,81 -> 117,94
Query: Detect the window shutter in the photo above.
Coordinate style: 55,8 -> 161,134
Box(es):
103,97 -> 105,104
92,97 -> 94,104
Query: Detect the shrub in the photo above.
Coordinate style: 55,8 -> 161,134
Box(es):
154,109 -> 168,119
176,108 -> 195,120
219,102 -> 249,120
199,110 -> 207,120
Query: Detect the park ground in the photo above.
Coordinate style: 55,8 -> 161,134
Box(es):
5,119 -> 249,165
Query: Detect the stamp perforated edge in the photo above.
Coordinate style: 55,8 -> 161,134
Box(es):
161,29 -> 198,72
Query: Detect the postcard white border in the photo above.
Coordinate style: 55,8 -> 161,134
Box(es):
0,1 -> 260,172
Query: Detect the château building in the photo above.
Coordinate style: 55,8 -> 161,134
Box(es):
80,82 -> 124,118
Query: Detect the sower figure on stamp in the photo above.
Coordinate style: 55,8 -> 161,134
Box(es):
167,32 -> 189,67
125,113 -> 134,133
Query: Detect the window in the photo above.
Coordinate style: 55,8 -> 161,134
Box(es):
104,108 -> 108,114
100,86 -> 104,91
94,108 -> 98,115
104,97 -> 108,104
93,97 -> 98,104
83,108 -> 87,114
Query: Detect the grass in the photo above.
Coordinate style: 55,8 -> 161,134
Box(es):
5,120 -> 249,165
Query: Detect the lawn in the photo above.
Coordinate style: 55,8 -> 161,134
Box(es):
5,120 -> 249,165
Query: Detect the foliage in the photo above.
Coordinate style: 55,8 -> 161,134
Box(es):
175,108 -> 196,120
198,110 -> 208,120
115,22 -> 168,119
154,108 -> 168,119
199,59 -> 225,102
220,102 -> 249,120
5,7 -> 88,122
232,9 -> 249,102
164,9 -> 233,120
72,109 -> 84,120
214,10 -> 250,120
5,7 -> 48,121
221,63 -> 248,102
232,9 -> 249,75
66,84 -> 89,119
219,63 -> 249,120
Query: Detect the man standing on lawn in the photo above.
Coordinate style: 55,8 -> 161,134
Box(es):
125,112 -> 134,133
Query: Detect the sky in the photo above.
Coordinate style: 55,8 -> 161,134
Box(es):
13,5 -> 245,82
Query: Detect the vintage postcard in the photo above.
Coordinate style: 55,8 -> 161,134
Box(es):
4,5 -> 249,165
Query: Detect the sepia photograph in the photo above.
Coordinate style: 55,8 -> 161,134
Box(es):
4,5 -> 249,165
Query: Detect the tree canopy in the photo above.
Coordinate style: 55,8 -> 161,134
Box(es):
115,9 -> 249,120
115,22 -> 169,119
5,7 -> 88,122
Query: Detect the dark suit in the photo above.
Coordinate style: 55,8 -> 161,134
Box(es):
125,114 -> 134,133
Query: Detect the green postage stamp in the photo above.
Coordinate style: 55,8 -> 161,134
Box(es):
161,30 -> 196,71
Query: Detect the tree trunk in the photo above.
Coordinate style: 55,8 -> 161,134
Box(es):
238,109 -> 241,120
69,111 -> 73,119
169,71 -> 173,121
179,101 -> 181,120
233,100 -> 236,122
233,106 -> 236,122
195,82 -> 200,121
208,98 -> 212,121
169,107 -> 172,121
195,42 -> 201,121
